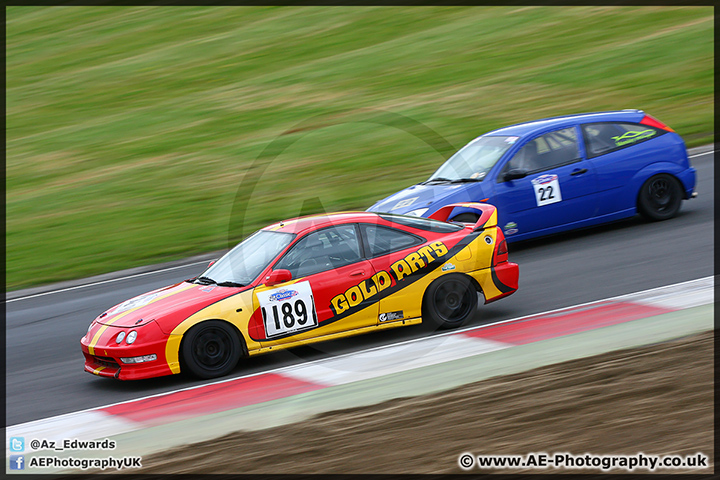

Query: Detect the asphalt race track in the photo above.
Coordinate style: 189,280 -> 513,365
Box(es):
6,149 -> 713,426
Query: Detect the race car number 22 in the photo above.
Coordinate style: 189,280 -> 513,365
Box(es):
257,281 -> 318,337
531,174 -> 562,207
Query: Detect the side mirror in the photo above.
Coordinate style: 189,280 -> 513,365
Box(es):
265,269 -> 292,286
503,168 -> 528,182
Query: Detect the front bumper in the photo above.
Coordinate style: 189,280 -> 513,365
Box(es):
80,322 -> 175,380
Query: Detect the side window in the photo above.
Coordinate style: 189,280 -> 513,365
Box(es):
499,127 -> 580,181
274,225 -> 361,278
582,122 -> 664,158
360,224 -> 423,258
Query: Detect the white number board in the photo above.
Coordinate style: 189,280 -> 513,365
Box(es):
531,174 -> 562,207
257,281 -> 318,337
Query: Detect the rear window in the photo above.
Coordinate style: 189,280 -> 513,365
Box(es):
378,214 -> 464,233
359,224 -> 424,258
581,122 -> 666,158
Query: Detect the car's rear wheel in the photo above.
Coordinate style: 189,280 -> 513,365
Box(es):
423,274 -> 478,329
637,174 -> 683,221
181,320 -> 241,379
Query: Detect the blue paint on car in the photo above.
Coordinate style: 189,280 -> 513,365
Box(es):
367,110 -> 696,242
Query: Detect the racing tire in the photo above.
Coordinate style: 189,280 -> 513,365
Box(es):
637,174 -> 683,221
423,274 -> 478,329
181,320 -> 241,379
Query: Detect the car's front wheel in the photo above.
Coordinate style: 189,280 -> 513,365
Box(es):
181,320 -> 241,379
423,274 -> 478,329
637,173 -> 683,221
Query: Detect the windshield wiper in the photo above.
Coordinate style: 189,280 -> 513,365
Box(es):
194,276 -> 217,285
421,177 -> 453,185
451,177 -> 484,183
216,281 -> 245,288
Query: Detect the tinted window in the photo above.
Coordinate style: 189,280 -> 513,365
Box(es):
582,122 -> 664,158
499,127 -> 580,181
378,214 -> 464,233
274,225 -> 361,278
360,224 -> 423,258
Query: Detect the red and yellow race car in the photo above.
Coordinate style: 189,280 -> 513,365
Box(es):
81,203 -> 519,380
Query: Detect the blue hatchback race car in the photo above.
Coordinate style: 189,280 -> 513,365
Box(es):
367,110 -> 696,242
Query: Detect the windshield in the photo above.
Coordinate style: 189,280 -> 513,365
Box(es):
428,135 -> 516,182
196,230 -> 295,286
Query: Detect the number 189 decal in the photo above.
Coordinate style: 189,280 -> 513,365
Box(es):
256,281 -> 318,337
531,174 -> 562,207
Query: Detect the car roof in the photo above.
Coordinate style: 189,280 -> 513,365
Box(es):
486,109 -> 647,137
263,211 -> 385,235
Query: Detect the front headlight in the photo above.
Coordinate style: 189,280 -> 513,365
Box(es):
126,330 -> 138,344
405,208 -> 429,217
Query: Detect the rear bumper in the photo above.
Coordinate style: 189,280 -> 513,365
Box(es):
468,262 -> 519,304
485,261 -> 519,303
678,167 -> 696,199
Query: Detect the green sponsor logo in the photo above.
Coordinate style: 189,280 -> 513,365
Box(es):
612,129 -> 656,147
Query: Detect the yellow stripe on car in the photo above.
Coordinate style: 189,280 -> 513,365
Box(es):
87,283 -> 195,355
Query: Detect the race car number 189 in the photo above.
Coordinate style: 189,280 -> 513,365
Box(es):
257,281 -> 318,337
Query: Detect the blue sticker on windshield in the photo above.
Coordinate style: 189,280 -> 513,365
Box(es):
505,136 -> 519,144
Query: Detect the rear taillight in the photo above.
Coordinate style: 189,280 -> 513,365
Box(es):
494,228 -> 508,264
640,114 -> 674,132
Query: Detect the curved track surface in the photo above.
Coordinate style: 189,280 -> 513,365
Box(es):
6,150 -> 713,425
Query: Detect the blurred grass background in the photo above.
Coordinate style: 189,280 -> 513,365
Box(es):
6,6 -> 714,290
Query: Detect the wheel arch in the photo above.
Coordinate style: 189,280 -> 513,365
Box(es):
630,162 -> 686,205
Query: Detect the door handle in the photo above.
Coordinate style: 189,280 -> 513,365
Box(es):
570,168 -> 588,176
350,270 -> 365,277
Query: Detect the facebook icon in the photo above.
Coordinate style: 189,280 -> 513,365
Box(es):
10,455 -> 25,470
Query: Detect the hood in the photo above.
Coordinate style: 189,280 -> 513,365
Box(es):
367,181 -> 486,216
95,281 -> 243,329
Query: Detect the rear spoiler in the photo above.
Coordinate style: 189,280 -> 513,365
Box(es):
428,202 -> 497,231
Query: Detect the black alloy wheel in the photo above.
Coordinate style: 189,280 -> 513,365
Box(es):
424,274 -> 478,328
181,320 -> 241,379
638,173 -> 683,221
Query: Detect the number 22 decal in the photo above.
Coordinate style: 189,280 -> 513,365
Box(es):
531,174 -> 562,206
257,281 -> 318,337
538,185 -> 554,201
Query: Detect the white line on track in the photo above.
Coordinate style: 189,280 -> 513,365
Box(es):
688,150 -> 714,159
6,150 -> 714,304
5,260 -> 211,303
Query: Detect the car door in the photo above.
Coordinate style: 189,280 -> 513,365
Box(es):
358,222 -> 427,324
490,126 -> 599,236
253,224 -> 378,345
